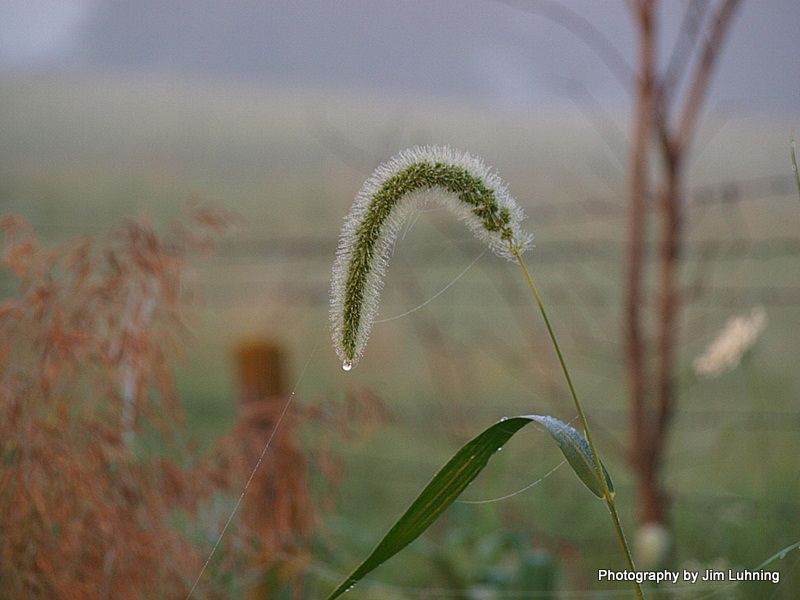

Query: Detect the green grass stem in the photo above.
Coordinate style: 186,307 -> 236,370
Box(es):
512,245 -> 645,600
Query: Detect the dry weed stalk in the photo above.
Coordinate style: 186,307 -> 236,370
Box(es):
0,207 -> 232,600
0,206 -> 389,600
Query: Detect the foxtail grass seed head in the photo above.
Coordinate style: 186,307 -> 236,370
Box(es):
693,306 -> 767,377
331,146 -> 533,369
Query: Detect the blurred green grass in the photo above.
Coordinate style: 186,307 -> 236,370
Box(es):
1,74 -> 798,597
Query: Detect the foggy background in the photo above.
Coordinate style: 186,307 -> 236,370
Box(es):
1,3 -> 799,598
2,0 -> 799,116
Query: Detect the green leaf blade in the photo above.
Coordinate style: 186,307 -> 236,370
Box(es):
527,415 -> 614,498
325,415 -> 613,600
326,417 -> 529,600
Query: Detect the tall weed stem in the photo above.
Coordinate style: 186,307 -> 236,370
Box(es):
331,147 -> 645,598
512,246 -> 645,600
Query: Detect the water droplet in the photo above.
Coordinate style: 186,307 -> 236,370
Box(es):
342,360 -> 353,371
792,139 -> 797,149
499,416 -> 509,422
496,447 -> 503,452
779,552 -> 787,559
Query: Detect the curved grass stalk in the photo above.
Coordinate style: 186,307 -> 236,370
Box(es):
330,146 -> 533,368
330,147 -> 644,600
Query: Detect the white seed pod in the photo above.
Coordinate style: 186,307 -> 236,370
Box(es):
330,145 -> 533,369
693,306 -> 767,377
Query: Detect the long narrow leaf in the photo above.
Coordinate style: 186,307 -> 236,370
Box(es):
326,414 -> 613,600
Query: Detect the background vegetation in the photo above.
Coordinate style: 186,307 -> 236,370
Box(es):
1,73 -> 798,598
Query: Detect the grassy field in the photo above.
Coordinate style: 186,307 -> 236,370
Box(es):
2,74 -> 799,598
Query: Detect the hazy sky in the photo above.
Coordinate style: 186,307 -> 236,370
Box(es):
1,0 -> 798,116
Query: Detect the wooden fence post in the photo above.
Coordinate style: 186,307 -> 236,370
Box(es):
235,341 -> 287,403
233,340 -> 312,600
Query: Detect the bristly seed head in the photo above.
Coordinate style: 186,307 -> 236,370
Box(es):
330,145 -> 533,369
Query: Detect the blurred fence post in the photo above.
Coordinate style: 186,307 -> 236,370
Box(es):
235,340 -> 287,403
233,340 -> 312,600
